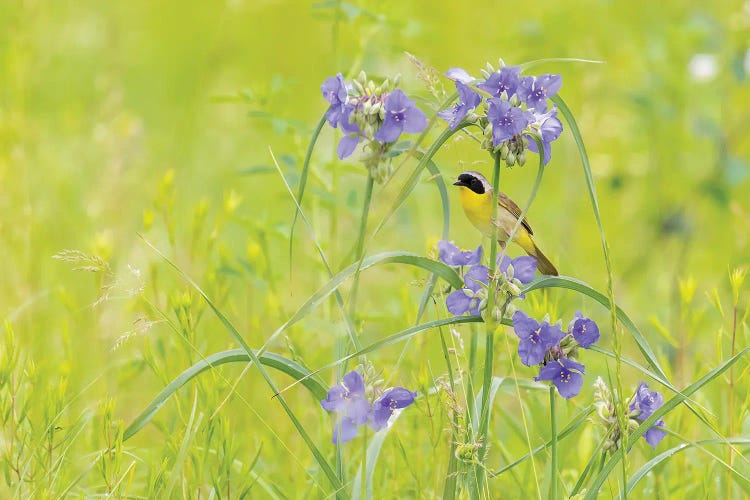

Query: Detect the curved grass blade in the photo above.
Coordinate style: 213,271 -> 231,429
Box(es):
123,349 -> 328,441
289,113 -> 327,269
140,237 -> 343,495
621,437 -> 750,497
583,345 -> 750,499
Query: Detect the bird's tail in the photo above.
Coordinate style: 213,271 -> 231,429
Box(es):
517,237 -> 558,276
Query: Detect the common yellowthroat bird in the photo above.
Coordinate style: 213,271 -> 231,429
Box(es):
453,171 -> 559,276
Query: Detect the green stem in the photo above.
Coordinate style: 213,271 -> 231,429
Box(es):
348,174 -> 375,317
475,152 -> 502,491
550,386 -> 558,500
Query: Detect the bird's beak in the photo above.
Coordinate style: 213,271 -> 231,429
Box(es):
453,180 -> 463,187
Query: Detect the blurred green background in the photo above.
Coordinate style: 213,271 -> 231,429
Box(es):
1,0 -> 749,497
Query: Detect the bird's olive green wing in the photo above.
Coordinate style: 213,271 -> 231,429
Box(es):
497,192 -> 533,235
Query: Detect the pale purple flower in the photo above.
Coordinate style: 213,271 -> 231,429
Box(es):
439,81 -> 482,129
337,105 -> 361,159
517,74 -> 562,112
368,387 -> 417,431
487,98 -> 533,146
446,265 -> 489,316
445,67 -> 475,84
438,240 -> 483,267
535,358 -> 585,399
568,311 -> 600,348
512,310 -> 564,366
497,254 -> 537,284
629,382 -> 667,447
321,73 -> 348,127
477,66 -> 521,98
526,107 -> 563,165
320,371 -> 371,443
374,89 -> 427,143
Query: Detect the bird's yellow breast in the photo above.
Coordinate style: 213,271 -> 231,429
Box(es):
458,187 -> 532,245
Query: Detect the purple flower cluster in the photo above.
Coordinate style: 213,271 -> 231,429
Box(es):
628,382 -> 667,447
441,64 -> 563,166
512,310 -> 600,398
438,240 -> 537,317
320,73 -> 427,162
320,370 -> 416,443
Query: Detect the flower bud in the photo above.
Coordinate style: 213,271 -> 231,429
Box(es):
518,152 -> 526,166
393,74 -> 401,87
480,69 -> 491,80
381,78 -> 390,91
358,70 -> 367,84
500,143 -> 509,160
367,80 -> 376,94
509,95 -> 521,107
362,100 -> 372,115
497,58 -> 505,69
485,62 -> 495,74
379,106 -> 386,120
506,151 -> 516,165
353,79 -> 365,95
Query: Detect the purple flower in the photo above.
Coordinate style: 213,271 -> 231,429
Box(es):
374,89 -> 428,143
438,81 -> 482,130
321,73 -> 349,127
512,310 -> 564,366
497,254 -> 537,284
446,265 -> 489,316
337,105 -> 361,159
535,358 -> 585,399
487,98 -> 533,147
445,67 -> 475,84
320,371 -> 371,443
438,240 -> 483,267
517,74 -> 562,112
368,387 -> 417,431
477,66 -> 521,98
568,311 -> 600,348
629,382 -> 666,447
526,107 -> 563,165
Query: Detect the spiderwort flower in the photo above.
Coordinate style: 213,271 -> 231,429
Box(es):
336,105 -> 361,159
569,311 -> 600,348
320,371 -> 371,443
517,74 -> 562,112
446,265 -> 489,316
368,387 -> 417,431
477,65 -> 521,98
438,240 -> 483,267
512,310 -> 565,366
526,107 -> 563,165
497,254 -> 537,284
374,89 -> 428,143
445,67 -> 475,84
321,73 -> 348,127
535,358 -> 585,399
629,382 -> 667,447
439,81 -> 482,129
487,98 -> 533,147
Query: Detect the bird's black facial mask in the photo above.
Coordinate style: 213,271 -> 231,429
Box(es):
454,174 -> 485,194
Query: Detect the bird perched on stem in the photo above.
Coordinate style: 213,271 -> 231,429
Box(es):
453,171 -> 558,276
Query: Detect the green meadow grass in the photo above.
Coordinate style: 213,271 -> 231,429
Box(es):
1,1 -> 749,498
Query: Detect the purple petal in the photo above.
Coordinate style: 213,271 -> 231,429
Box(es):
320,384 -> 348,412
553,369 -> 583,399
342,371 -> 365,396
345,396 -> 371,425
463,265 -> 489,292
332,417 -> 359,443
384,88 -> 410,111
516,76 -> 534,101
540,323 -> 565,350
456,81 -> 482,109
536,74 -> 562,96
337,135 -> 360,159
518,336 -> 547,366
373,116 -> 402,143
446,290 -> 473,316
380,387 -> 417,409
367,404 -> 392,431
403,106 -> 428,134
512,310 -> 540,338
445,67 -> 474,84
497,254 -> 512,274
569,313 -> 600,348
511,256 -> 537,283
644,422 -> 666,447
